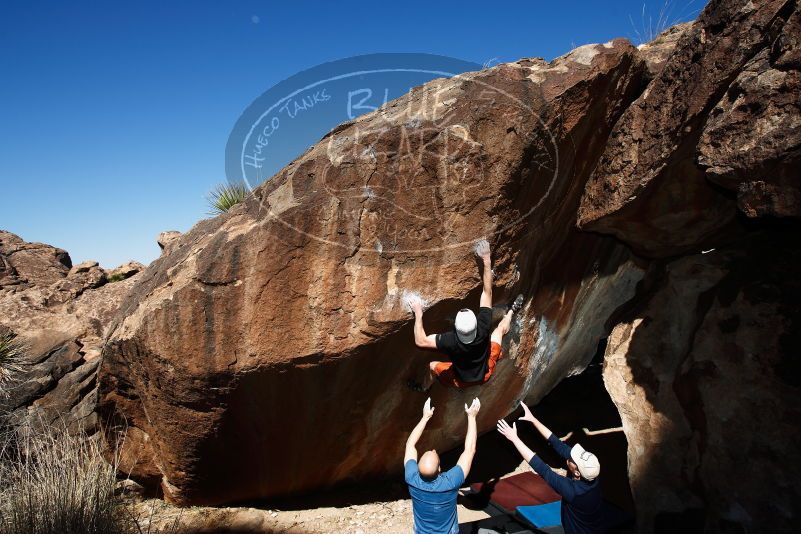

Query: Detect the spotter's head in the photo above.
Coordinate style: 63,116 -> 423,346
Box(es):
418,450 -> 441,480
568,443 -> 600,481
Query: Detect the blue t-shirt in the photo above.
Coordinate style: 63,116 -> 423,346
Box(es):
528,435 -> 603,534
405,460 -> 464,534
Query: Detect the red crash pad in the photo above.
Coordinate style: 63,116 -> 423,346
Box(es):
470,471 -> 561,512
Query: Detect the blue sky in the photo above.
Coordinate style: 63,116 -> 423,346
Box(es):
0,0 -> 705,268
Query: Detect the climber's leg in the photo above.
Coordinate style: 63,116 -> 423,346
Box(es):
430,360 -> 470,388
490,309 -> 513,346
479,341 -> 503,383
405,361 -> 444,392
472,310 -> 513,386
490,305 -> 507,327
421,361 -> 439,391
491,294 -> 524,328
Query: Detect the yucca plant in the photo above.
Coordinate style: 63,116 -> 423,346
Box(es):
0,333 -> 26,399
206,182 -> 250,215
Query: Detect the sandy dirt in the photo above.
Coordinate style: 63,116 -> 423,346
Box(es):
133,460 -> 535,534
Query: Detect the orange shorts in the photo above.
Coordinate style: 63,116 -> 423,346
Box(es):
432,342 -> 503,388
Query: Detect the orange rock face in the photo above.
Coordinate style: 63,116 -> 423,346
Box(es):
99,41 -> 648,505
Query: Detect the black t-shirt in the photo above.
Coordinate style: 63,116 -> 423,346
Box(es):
435,307 -> 493,383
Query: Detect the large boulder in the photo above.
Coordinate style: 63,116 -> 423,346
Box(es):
578,0 -> 798,257
99,40 -> 648,505
603,228 -> 801,532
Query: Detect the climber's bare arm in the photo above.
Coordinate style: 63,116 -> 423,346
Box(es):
457,398 -> 481,477
404,398 -> 435,464
475,240 -> 492,308
412,301 -> 438,349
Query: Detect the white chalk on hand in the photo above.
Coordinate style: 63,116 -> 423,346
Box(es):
473,239 -> 490,257
402,290 -> 428,312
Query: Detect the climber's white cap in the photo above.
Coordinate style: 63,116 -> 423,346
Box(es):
570,443 -> 600,481
455,308 -> 477,344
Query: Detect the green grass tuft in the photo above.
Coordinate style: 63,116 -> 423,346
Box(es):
106,273 -> 128,283
207,182 -> 250,215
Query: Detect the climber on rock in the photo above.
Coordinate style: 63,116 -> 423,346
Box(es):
408,239 -> 522,390
404,396 -> 480,534
497,403 -> 603,534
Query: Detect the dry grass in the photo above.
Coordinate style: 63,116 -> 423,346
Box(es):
0,419 -> 123,534
0,333 -> 26,398
0,417 -> 181,534
628,0 -> 703,45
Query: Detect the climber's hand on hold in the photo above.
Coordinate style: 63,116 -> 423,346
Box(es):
474,239 -> 491,262
422,397 -> 435,420
496,419 -> 519,442
403,291 -> 425,316
410,293 -> 438,349
464,398 -> 481,418
476,239 -> 493,307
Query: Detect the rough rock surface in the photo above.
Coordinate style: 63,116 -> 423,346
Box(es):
157,231 -> 182,255
99,40 -> 648,505
697,5 -> 801,218
578,0 -> 799,257
603,228 -> 801,532
109,260 -> 146,281
581,0 -> 801,531
636,22 -> 694,79
0,230 -> 141,433
0,230 -> 71,288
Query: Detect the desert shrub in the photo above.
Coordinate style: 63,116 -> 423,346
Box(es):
207,182 -> 249,215
0,419 -> 126,534
0,416 -> 185,534
0,333 -> 26,398
107,272 -> 128,283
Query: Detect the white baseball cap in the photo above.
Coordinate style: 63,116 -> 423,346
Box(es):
570,443 -> 600,481
455,309 -> 477,344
